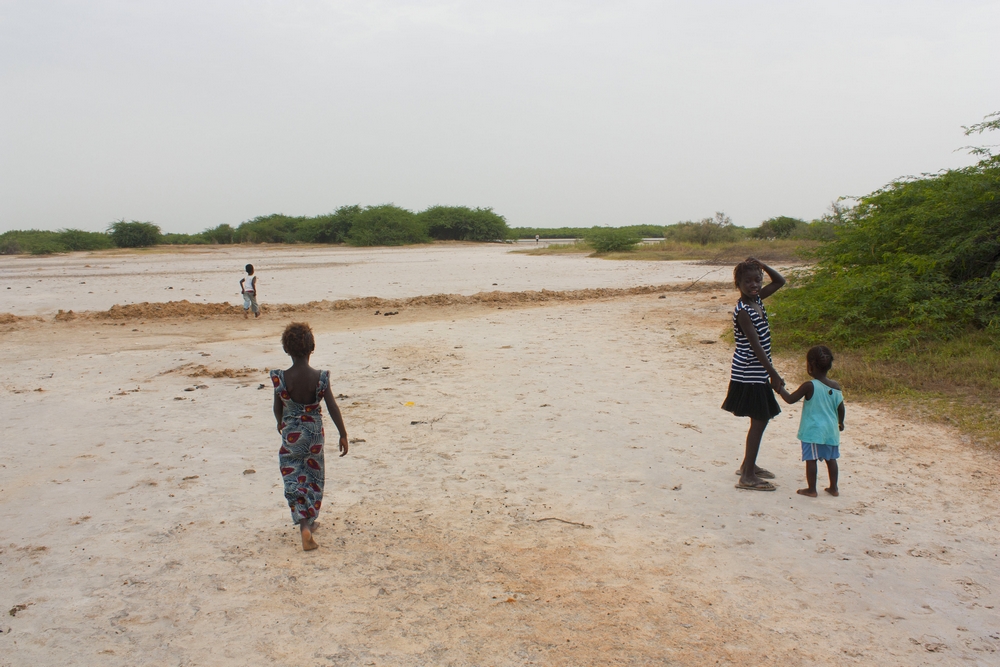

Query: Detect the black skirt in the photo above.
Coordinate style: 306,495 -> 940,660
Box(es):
722,380 -> 781,422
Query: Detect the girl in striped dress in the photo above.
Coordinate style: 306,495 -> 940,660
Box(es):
722,258 -> 786,491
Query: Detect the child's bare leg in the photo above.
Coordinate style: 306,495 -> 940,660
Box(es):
797,461 -> 818,497
739,419 -> 769,486
824,460 -> 839,496
300,520 -> 318,551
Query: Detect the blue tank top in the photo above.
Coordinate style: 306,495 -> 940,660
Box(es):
797,380 -> 843,446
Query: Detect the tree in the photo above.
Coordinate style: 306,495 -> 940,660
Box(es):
587,228 -> 642,252
751,216 -> 805,239
665,212 -> 742,245
772,119 -> 1000,349
108,220 -> 161,248
419,206 -> 509,241
347,205 -> 429,246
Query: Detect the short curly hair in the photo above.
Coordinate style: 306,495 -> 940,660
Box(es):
282,322 -> 315,357
733,257 -> 762,288
807,345 -> 834,373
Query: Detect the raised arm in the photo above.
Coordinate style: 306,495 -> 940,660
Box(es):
324,390 -> 349,457
756,260 -> 786,299
736,309 -> 784,391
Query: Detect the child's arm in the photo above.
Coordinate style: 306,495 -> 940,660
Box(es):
323,390 -> 349,457
774,380 -> 813,404
273,393 -> 284,432
755,260 -> 786,299
240,278 -> 246,294
838,401 -> 846,431
251,276 -> 257,295
736,309 -> 784,390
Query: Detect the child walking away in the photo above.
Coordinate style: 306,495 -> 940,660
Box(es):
775,345 -> 845,497
240,264 -> 260,318
271,322 -> 349,551
722,257 -> 786,491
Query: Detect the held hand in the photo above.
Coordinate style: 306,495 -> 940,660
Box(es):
339,435 -> 349,457
769,373 -> 784,393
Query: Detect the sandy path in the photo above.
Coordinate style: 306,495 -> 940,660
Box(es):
0,243 -> 735,316
2,277 -> 998,665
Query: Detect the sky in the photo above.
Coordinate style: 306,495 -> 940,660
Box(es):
1,1 -> 998,234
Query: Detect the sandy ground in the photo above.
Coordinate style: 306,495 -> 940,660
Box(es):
1,246 -> 998,666
0,243 -> 734,316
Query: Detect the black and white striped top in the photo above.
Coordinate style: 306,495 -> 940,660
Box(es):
731,297 -> 771,384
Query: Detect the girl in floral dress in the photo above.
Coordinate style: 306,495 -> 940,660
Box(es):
271,322 -> 348,551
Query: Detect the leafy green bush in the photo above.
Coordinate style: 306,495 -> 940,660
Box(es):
772,161 -> 1000,351
54,229 -> 112,251
201,224 -> 237,244
587,228 -> 642,253
751,216 -> 805,239
0,229 -> 113,254
162,233 -> 209,245
511,225 -> 664,239
664,213 -> 747,245
347,205 -> 430,246
419,206 -> 509,241
296,205 -> 360,244
108,220 -> 161,248
235,214 -> 303,244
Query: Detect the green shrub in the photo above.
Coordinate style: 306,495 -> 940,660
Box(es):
55,229 -> 113,251
108,220 -> 161,248
201,224 -> 236,244
587,228 -> 642,253
751,216 -> 805,239
296,205 -> 360,244
772,161 -> 1000,351
347,205 -> 429,246
235,214 -> 303,244
664,213 -> 747,245
162,233 -> 208,245
0,229 -> 113,254
511,225 -> 664,240
420,206 -> 509,241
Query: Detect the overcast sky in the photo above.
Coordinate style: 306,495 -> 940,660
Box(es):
1,1 -> 998,234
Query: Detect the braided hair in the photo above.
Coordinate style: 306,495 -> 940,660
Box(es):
282,322 -> 315,357
807,345 -> 834,373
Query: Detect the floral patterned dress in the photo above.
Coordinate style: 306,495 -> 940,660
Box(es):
271,369 -> 329,525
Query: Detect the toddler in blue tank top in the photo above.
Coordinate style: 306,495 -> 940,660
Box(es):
775,345 -> 846,497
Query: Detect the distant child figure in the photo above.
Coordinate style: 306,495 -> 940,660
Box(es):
775,345 -> 845,497
240,264 -> 260,318
722,257 -> 787,491
271,322 -> 349,551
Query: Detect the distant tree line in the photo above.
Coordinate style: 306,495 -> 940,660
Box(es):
0,205 -> 511,254
0,204 -> 843,255
510,212 -> 838,246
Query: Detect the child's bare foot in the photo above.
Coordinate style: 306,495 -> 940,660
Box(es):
796,488 -> 818,497
301,526 -> 318,551
824,487 -> 839,497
